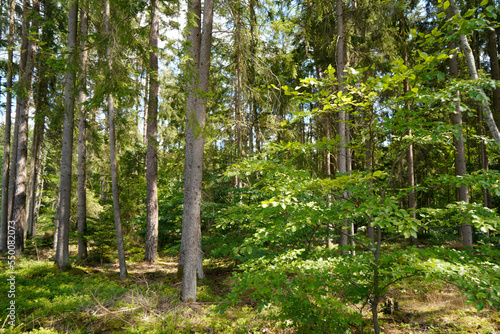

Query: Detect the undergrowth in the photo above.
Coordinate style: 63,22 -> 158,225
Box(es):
0,256 -> 499,333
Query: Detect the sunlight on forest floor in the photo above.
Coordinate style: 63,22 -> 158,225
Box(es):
0,247 -> 499,334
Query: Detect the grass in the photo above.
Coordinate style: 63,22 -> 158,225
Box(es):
0,243 -> 499,333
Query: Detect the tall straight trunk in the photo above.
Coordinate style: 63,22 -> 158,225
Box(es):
365,129 -> 375,243
448,0 -> 500,148
403,50 -> 419,247
234,4 -> 242,187
337,0 -> 349,252
6,0 -> 30,248
179,0 -> 214,302
56,0 -> 78,269
0,0 -> 15,253
346,113 -> 355,254
77,2 -> 89,260
447,4 -> 474,248
13,0 -> 39,255
105,0 -> 127,279
26,81 -> 46,240
145,0 -> 160,262
487,26 -> 500,139
143,71 -> 149,146
479,108 -> 492,210
249,0 -> 258,152
449,43 -> 472,248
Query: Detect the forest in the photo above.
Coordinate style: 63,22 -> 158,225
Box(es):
1,0 -> 500,333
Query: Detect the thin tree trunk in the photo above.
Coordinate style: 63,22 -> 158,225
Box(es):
0,0 -> 15,253
448,35 -> 472,248
365,131 -> 375,243
233,3 -> 242,187
105,0 -> 127,279
13,0 -> 39,255
143,71 -> 149,146
145,0 -> 160,262
403,48 -> 419,247
77,2 -> 89,260
26,87 -> 45,240
179,0 -> 214,302
337,0 -> 349,252
56,0 -> 78,269
447,0 -> 474,248
249,0 -> 258,152
486,24 -> 500,171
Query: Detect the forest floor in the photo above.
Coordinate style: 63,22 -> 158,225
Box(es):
0,242 -> 499,334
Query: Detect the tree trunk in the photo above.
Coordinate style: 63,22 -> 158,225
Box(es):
13,0 -> 39,255
249,0 -> 259,152
77,2 -> 89,261
0,0 -> 15,253
447,5 -> 473,248
336,0 -> 349,252
143,71 -> 149,146
365,131 -> 375,243
26,83 -> 45,240
105,0 -> 128,280
145,0 -> 160,262
403,50 -> 419,247
56,0 -> 78,270
448,43 -> 472,248
179,0 -> 214,302
486,25 -> 500,152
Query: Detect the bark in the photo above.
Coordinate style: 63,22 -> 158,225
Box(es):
447,5 -> 473,248
0,0 -> 15,253
449,42 -> 472,248
105,0 -> 128,280
26,83 -> 45,240
234,7 -> 242,188
337,0 -> 349,252
479,107 -> 492,210
6,0 -> 28,251
180,0 -> 214,302
77,2 -> 89,260
13,0 -> 39,255
365,134 -> 375,243
145,0 -> 160,262
249,0 -> 258,152
403,51 -> 418,247
448,0 -> 500,148
143,71 -> 149,146
56,0 -> 78,270
487,26 -> 500,136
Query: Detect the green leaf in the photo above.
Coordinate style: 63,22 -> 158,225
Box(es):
443,1 -> 450,10
480,0 -> 488,5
